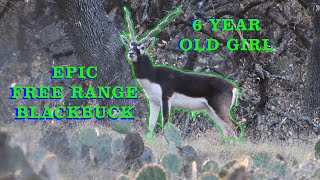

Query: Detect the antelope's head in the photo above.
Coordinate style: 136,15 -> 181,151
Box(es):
120,36 -> 155,62
119,6 -> 182,62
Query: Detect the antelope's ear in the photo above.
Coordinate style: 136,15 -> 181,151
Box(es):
145,37 -> 155,49
120,35 -> 130,46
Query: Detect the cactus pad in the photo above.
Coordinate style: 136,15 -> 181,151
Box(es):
68,136 -> 82,159
135,164 -> 167,180
78,127 -> 98,147
202,160 -> 219,174
124,132 -> 144,160
112,137 -> 125,157
178,145 -> 198,163
110,119 -> 132,134
315,139 -> 320,159
164,124 -> 182,148
251,152 -> 271,168
161,152 -> 182,175
200,172 -> 219,180
138,146 -> 156,165
93,134 -> 112,162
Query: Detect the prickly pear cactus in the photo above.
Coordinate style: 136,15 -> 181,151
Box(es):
111,137 -> 124,157
124,132 -> 144,160
315,139 -> 320,159
202,160 -> 219,174
78,127 -> 98,147
68,136 -> 82,159
164,124 -> 182,148
135,164 -> 167,180
251,151 -> 271,168
161,153 -> 182,175
269,160 -> 289,178
178,145 -> 198,163
224,160 -> 237,169
138,146 -> 156,165
200,172 -> 219,180
220,160 -> 237,177
299,160 -> 317,175
93,134 -> 112,162
110,119 -> 132,134
291,157 -> 299,167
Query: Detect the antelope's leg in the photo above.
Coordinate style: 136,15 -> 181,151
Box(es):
206,105 -> 235,138
161,97 -> 171,127
148,100 -> 160,137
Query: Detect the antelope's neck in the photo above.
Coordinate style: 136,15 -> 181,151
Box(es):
133,55 -> 155,80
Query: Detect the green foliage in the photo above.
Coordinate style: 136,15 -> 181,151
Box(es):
315,139 -> 320,159
135,164 -> 167,180
202,160 -> 219,174
251,152 -> 271,168
78,127 -> 98,147
200,172 -> 219,180
161,153 -> 182,175
164,124 -> 182,148
93,134 -> 112,162
110,119 -> 132,134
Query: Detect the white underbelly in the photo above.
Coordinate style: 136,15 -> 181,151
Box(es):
137,79 -> 208,110
170,92 -> 208,110
137,78 -> 162,103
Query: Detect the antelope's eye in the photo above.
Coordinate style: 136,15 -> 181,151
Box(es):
141,47 -> 145,50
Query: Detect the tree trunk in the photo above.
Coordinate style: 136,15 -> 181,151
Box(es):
304,10 -> 320,117
53,0 -> 134,105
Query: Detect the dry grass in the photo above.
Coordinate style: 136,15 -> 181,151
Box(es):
1,123 -> 317,180
146,131 -> 315,164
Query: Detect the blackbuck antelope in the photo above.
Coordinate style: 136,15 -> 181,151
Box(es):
120,7 -> 243,141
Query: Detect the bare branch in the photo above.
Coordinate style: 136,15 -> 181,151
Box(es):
267,7 -> 311,49
141,6 -> 182,42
